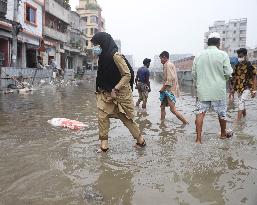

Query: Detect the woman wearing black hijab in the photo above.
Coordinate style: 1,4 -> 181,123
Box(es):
91,32 -> 146,152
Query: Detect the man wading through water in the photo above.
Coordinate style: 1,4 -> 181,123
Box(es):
159,51 -> 188,124
135,58 -> 151,110
231,48 -> 256,121
91,32 -> 146,153
192,32 -> 233,144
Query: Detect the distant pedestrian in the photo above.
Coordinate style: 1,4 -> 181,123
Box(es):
159,51 -> 188,124
135,58 -> 151,110
37,56 -> 45,69
91,32 -> 146,153
50,58 -> 58,79
228,57 -> 238,101
231,48 -> 256,121
192,32 -> 233,144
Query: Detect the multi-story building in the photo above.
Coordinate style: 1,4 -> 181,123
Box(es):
152,53 -> 192,72
204,18 -> 247,56
152,55 -> 162,72
77,0 -> 105,69
65,11 -> 87,74
43,0 -> 70,70
248,47 -> 257,65
0,0 -> 44,67
170,54 -> 192,62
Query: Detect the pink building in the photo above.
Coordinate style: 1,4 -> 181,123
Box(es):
174,56 -> 195,71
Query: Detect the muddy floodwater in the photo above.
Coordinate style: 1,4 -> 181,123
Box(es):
0,78 -> 257,205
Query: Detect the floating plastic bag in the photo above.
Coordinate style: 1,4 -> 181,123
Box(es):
48,118 -> 87,130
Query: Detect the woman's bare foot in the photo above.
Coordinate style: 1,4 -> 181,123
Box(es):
183,120 -> 189,125
135,136 -> 146,148
97,140 -> 109,153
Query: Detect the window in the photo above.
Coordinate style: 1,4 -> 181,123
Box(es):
234,23 -> 237,27
25,3 -> 37,25
223,31 -> 226,34
90,28 -> 94,35
233,30 -> 236,34
233,38 -> 236,41
86,40 -> 88,47
90,16 -> 98,24
222,38 -> 225,41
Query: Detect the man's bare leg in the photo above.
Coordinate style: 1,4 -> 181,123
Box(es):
136,99 -> 141,107
142,100 -> 147,109
161,106 -> 166,121
168,99 -> 188,124
100,140 -> 109,150
195,113 -> 205,144
242,109 -> 246,117
237,110 -> 244,121
218,117 -> 227,139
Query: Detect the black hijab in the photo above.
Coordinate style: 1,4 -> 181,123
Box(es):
91,32 -> 121,91
91,32 -> 118,69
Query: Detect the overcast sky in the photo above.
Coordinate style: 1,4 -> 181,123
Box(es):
70,0 -> 257,66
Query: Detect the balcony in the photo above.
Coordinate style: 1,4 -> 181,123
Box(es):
44,26 -> 68,43
45,0 -> 69,24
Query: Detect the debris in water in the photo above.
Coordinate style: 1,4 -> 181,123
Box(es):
47,118 -> 87,130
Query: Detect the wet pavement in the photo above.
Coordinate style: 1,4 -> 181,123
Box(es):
0,77 -> 257,205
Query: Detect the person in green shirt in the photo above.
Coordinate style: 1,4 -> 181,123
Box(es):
192,32 -> 233,144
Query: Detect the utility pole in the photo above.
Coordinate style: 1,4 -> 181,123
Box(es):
11,0 -> 19,67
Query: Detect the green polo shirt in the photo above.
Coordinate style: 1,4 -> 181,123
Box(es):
192,46 -> 233,101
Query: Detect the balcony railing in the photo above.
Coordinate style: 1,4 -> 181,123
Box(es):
44,26 -> 68,42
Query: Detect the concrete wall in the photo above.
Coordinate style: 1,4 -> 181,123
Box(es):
69,11 -> 80,30
44,27 -> 68,42
45,0 -> 69,24
64,69 -> 74,80
0,67 -> 52,90
5,0 -> 14,21
177,71 -> 193,86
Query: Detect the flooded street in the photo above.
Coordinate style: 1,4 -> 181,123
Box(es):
0,77 -> 257,205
